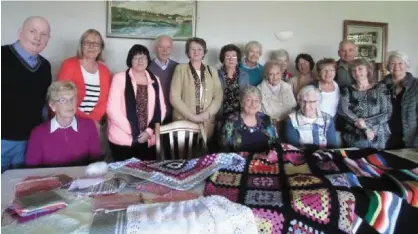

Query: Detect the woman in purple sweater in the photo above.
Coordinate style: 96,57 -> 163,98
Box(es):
26,81 -> 103,167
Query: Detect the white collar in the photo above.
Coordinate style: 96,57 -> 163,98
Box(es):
296,109 -> 325,126
50,116 -> 78,133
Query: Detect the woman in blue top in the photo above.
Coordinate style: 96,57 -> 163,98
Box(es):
240,41 -> 264,86
284,85 -> 339,149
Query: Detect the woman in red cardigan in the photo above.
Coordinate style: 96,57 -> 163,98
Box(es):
58,29 -> 111,131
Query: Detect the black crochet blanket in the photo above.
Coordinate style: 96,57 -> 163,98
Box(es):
204,144 -> 418,234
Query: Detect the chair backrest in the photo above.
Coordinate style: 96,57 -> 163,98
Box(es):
155,120 -> 207,160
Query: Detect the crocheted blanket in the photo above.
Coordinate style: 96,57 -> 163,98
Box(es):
204,144 -> 418,234
108,153 -> 245,190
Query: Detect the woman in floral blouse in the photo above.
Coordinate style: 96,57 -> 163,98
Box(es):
220,86 -> 279,153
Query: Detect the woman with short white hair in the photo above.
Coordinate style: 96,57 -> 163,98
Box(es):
284,85 -> 339,149
26,81 -> 103,167
270,49 -> 293,82
220,86 -> 279,152
382,51 -> 418,149
258,60 -> 297,121
240,41 -> 264,86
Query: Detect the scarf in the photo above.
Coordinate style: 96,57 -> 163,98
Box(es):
124,69 -> 161,145
188,62 -> 206,114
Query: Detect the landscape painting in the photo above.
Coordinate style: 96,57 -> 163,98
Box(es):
107,1 -> 197,40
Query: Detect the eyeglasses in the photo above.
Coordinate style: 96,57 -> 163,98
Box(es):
55,97 -> 75,104
83,41 -> 101,48
225,56 -> 237,59
300,100 -> 318,104
320,69 -> 336,74
132,55 -> 148,62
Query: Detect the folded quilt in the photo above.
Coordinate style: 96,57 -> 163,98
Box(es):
9,191 -> 67,217
108,153 -> 246,190
204,144 -> 418,234
93,193 -> 144,212
69,177 -> 127,196
15,177 -> 62,198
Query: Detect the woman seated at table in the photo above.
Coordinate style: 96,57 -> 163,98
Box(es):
107,44 -> 166,161
284,85 -> 339,149
258,60 -> 297,121
220,86 -> 279,153
26,81 -> 103,167
338,59 -> 392,149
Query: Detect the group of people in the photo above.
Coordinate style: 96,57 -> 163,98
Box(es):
2,16 -> 417,172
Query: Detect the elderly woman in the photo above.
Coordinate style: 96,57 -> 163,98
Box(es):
289,53 -> 316,96
382,51 -> 418,149
107,44 -> 166,161
240,41 -> 264,86
170,37 -> 222,139
217,44 -> 251,120
285,85 -> 339,149
58,29 -> 111,130
338,59 -> 392,149
314,58 -> 340,118
221,86 -> 279,153
26,81 -> 103,167
270,49 -> 293,82
258,60 -> 297,121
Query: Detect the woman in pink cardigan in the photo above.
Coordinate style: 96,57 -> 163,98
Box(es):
107,44 -> 166,161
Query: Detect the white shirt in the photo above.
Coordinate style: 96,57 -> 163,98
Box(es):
154,58 -> 170,70
319,81 -> 340,117
50,116 -> 78,133
79,66 -> 100,114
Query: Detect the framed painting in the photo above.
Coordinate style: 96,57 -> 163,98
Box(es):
107,0 -> 197,40
343,20 -> 388,63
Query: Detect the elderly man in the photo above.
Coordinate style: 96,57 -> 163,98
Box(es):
335,39 -> 358,89
1,16 -> 52,172
149,35 -> 179,124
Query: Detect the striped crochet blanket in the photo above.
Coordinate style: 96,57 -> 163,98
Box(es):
204,144 -> 418,234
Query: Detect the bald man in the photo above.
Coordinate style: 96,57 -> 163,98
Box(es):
335,39 -> 358,89
1,16 -> 52,172
149,35 -> 179,124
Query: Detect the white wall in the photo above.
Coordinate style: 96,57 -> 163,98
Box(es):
2,1 -> 418,78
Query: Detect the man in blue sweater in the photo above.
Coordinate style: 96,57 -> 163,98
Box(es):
149,35 -> 179,124
1,16 -> 52,172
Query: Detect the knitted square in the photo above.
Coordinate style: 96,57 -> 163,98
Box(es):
245,190 -> 283,207
402,181 -> 418,207
247,175 -> 280,190
316,160 -> 339,172
204,183 -> 239,203
287,219 -> 325,234
337,190 -> 356,234
288,174 -> 322,187
249,159 -> 279,175
284,163 -> 312,175
253,208 -> 285,234
283,151 -> 306,165
290,189 -> 331,224
210,171 -> 242,187
325,173 -> 361,188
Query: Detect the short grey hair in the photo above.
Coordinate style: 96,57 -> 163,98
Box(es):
47,81 -> 78,102
240,85 -> 262,105
270,49 -> 290,61
244,41 -> 263,57
154,35 -> 173,46
386,51 -> 410,70
297,85 -> 321,105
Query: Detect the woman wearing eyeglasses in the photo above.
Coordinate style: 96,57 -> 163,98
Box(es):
314,58 -> 340,119
107,44 -> 166,161
26,81 -> 103,167
57,29 -> 111,133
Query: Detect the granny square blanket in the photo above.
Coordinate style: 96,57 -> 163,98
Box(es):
204,144 -> 418,234
108,153 -> 246,190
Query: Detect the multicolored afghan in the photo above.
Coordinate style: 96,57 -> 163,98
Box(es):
204,144 -> 418,234
108,153 -> 245,190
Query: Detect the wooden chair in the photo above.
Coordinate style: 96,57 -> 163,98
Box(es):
155,120 -> 208,160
